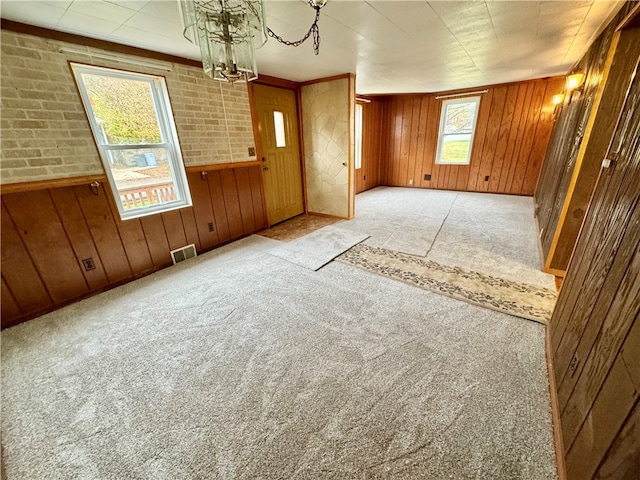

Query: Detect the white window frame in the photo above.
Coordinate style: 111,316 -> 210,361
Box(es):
71,63 -> 191,220
435,96 -> 481,165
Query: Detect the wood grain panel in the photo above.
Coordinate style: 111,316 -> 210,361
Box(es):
1,276 -> 22,325
376,78 -> 560,196
390,98 -> 403,186
565,352 -> 639,479
0,202 -> 52,315
49,188 -> 110,291
420,97 -> 440,188
105,193 -> 154,275
489,85 -> 519,192
248,166 -> 267,230
553,201 -> 639,397
3,190 -> 89,304
466,89 -> 494,191
180,207 -> 202,252
475,86 -> 508,191
512,81 -> 548,194
521,79 -> 565,195
544,27 -> 640,273
554,78 -> 640,448
413,96 -> 431,187
534,3 -> 637,275
219,169 -> 243,240
187,171 -> 219,250
234,167 -> 257,234
208,170 -> 232,243
594,399 -> 640,479
498,83 -> 530,192
74,184 -> 132,284
1,165 -> 267,329
161,210 -> 188,251
548,16 -> 640,478
140,214 -> 172,268
379,97 -> 392,187
559,245 -> 639,450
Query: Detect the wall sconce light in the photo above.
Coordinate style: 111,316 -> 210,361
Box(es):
566,72 -> 585,91
552,93 -> 565,105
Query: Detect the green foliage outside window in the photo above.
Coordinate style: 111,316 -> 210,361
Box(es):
82,74 -> 162,145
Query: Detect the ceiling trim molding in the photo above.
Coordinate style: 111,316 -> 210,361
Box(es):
0,19 -> 202,69
300,73 -> 354,87
253,74 -> 300,90
363,75 -> 564,99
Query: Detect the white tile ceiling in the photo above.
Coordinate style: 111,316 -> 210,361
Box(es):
0,0 -> 624,94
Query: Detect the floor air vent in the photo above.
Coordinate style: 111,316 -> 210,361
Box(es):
171,244 -> 197,265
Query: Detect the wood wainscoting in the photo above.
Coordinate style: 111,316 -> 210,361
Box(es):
377,77 -> 564,195
1,164 -> 267,329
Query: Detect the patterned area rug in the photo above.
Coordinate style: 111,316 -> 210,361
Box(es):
336,244 -> 557,324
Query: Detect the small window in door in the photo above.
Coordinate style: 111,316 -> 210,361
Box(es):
273,111 -> 286,147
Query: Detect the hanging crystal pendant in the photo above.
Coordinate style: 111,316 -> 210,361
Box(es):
179,0 -> 268,83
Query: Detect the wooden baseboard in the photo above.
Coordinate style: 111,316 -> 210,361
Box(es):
546,326 -> 567,480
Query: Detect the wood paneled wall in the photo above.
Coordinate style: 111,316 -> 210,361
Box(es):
1,165 -> 267,329
376,77 -> 564,195
355,99 -> 383,194
549,54 -> 640,479
535,3 -> 638,274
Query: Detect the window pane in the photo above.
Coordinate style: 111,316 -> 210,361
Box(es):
355,103 -> 363,169
273,111 -> 286,147
443,101 -> 477,135
73,63 -> 191,220
440,134 -> 471,164
81,73 -> 162,145
436,96 -> 480,165
106,147 -> 179,210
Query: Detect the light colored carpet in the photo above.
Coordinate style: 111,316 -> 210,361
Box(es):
267,224 -> 369,270
339,187 -> 555,290
1,188 -> 558,479
337,244 -> 557,324
1,233 -> 556,479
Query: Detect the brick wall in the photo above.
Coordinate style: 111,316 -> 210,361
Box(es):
0,29 -> 257,185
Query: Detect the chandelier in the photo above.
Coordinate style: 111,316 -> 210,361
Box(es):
179,0 -> 328,84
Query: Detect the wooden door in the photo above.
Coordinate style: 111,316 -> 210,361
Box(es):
549,55 -> 640,479
253,84 -> 304,225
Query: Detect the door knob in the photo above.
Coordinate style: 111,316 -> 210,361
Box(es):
263,166 -> 269,171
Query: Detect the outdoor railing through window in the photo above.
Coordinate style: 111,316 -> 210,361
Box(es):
118,182 -> 177,209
